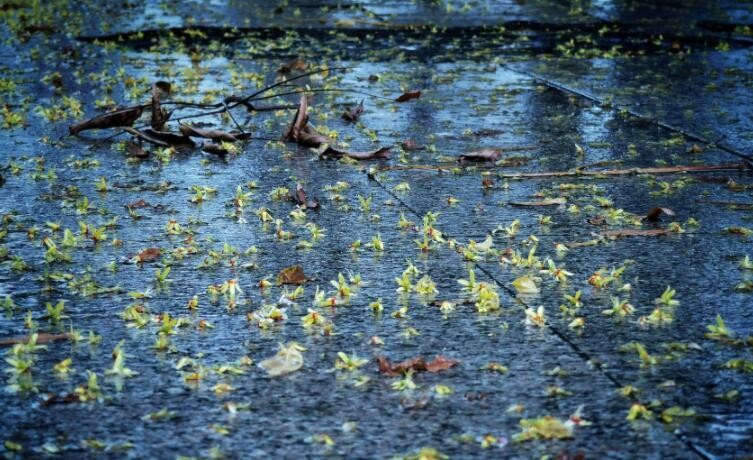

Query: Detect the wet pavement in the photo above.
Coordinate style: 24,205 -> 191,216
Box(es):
1,1 -> 753,458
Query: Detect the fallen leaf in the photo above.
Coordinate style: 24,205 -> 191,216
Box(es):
69,106 -> 143,136
396,90 -> 421,102
509,198 -> 566,207
401,140 -> 425,151
0,333 -> 72,347
645,207 -> 676,222
126,199 -> 150,209
277,59 -> 308,74
321,145 -> 391,160
124,127 -> 195,149
291,184 -> 319,209
259,343 -> 304,377
600,229 -> 670,238
342,100 -> 364,122
377,355 -> 457,376
125,141 -> 148,159
425,356 -> 459,372
587,216 -> 606,226
151,81 -> 171,130
276,265 -> 307,285
202,142 -> 230,156
134,247 -> 161,263
179,124 -> 241,142
458,149 -> 502,164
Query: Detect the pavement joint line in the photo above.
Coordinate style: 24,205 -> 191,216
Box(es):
504,65 -> 753,165
367,171 -> 708,459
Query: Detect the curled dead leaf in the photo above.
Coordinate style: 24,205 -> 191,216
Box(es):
321,145 -> 391,160
377,355 -> 458,377
395,90 -> 421,102
134,247 -> 161,263
509,198 -> 566,207
342,100 -> 364,122
125,141 -> 148,159
459,149 -> 502,164
69,106 -> 143,136
276,265 -> 308,285
124,127 -> 195,149
645,207 -> 675,222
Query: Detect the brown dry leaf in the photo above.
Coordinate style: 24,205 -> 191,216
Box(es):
151,81 -> 171,130
395,90 -> 421,102
69,106 -> 143,135
401,140 -> 426,151
291,184 -> 319,209
0,333 -> 72,347
645,207 -> 676,222
600,228 -> 670,238
459,149 -> 502,164
124,127 -> 195,149
482,177 -> 495,188
201,142 -> 230,156
509,198 -> 566,207
126,199 -> 149,209
276,265 -> 308,285
277,59 -> 308,74
425,355 -> 459,373
587,215 -> 606,226
322,146 -> 391,160
342,100 -> 364,122
377,355 -> 457,376
179,124 -> 241,142
125,141 -> 148,159
135,247 -> 161,263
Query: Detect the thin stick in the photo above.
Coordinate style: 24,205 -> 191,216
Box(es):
374,163 -> 750,177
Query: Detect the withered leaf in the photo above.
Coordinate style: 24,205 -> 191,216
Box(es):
424,355 -> 459,372
125,141 -> 148,159
201,142 -> 229,156
587,215 -> 606,226
0,333 -> 72,347
459,149 -> 502,164
322,146 -> 391,160
69,106 -> 143,136
124,127 -> 195,149
509,198 -> 566,207
179,124 -> 240,142
645,207 -> 676,222
277,59 -> 308,74
342,100 -> 364,122
599,228 -> 670,238
151,81 -> 171,130
134,247 -> 161,263
126,198 -> 149,209
377,355 -> 458,377
401,139 -> 426,151
395,90 -> 421,102
276,265 -> 308,285
291,184 -> 320,209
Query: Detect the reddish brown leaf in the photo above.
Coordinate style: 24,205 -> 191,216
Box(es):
459,149 -> 502,164
342,100 -> 364,122
126,199 -> 150,209
587,215 -> 606,226
69,106 -> 143,135
0,333 -> 72,347
276,265 -> 308,285
395,90 -> 421,102
134,247 -> 161,263
377,355 -> 457,376
179,124 -> 240,142
425,355 -> 459,372
645,207 -> 675,222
